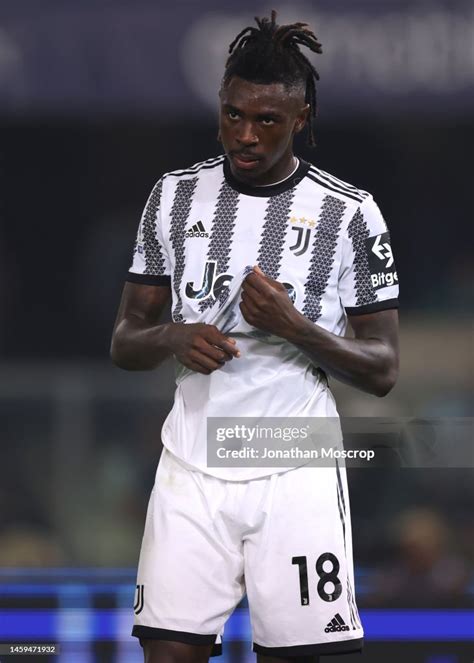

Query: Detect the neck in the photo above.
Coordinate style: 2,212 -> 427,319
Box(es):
255,157 -> 299,187
231,152 -> 298,187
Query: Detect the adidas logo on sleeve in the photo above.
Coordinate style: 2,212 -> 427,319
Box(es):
325,613 -> 350,633
185,221 -> 209,238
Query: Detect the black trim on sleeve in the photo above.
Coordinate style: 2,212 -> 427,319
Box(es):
126,272 -> 171,287
253,637 -> 363,657
345,298 -> 399,316
132,626 -> 221,656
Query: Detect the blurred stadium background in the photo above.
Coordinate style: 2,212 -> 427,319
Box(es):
0,0 -> 472,661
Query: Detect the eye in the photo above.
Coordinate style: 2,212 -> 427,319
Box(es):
227,110 -> 240,121
261,117 -> 275,126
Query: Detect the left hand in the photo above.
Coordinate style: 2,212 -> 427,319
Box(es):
240,266 -> 301,338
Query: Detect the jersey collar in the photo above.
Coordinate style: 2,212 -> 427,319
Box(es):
223,156 -> 310,197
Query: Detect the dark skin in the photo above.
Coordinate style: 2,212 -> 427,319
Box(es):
220,76 -> 309,185
110,283 -> 239,374
111,75 -> 398,663
140,640 -> 319,663
241,266 -> 399,397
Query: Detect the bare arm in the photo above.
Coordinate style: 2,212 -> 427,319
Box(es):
285,309 -> 399,397
110,282 -> 173,371
110,282 -> 240,373
240,267 -> 399,397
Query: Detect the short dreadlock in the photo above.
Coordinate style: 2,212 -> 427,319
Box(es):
223,10 -> 322,145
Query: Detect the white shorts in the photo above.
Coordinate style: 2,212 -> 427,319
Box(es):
132,448 -> 364,657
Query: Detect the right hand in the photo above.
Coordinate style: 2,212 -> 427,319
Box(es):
164,323 -> 240,375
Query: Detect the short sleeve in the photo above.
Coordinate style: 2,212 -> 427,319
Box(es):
338,195 -> 399,316
127,178 -> 172,286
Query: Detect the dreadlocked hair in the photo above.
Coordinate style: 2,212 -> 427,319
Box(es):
223,10 -> 322,146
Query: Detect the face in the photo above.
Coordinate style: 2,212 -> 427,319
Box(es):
219,76 -> 309,186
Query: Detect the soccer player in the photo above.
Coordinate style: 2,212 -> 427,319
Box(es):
111,11 -> 399,663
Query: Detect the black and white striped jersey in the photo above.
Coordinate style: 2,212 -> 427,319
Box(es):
127,155 -> 399,479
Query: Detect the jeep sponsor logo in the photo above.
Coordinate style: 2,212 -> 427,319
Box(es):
186,261 -> 297,304
186,261 -> 232,301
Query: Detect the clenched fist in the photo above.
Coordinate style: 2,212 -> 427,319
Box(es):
240,266 -> 302,339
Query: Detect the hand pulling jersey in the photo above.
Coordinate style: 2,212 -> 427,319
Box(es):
128,155 -> 399,480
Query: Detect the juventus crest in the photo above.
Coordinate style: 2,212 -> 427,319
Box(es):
134,584 -> 144,615
289,226 -> 312,256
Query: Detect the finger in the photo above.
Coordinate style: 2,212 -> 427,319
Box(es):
241,287 -> 264,311
196,333 -> 240,361
205,327 -> 240,357
242,294 -> 262,316
239,300 -> 249,322
245,270 -> 277,295
252,265 -> 285,291
242,274 -> 270,299
244,271 -> 264,287
210,344 -> 235,362
195,338 -> 233,363
217,341 -> 241,358
190,362 -> 212,375
182,358 -> 212,375
189,349 -> 225,373
253,265 -> 266,277
239,300 -> 258,326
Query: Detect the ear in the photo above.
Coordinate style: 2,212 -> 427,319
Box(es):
217,129 -> 222,142
294,103 -> 310,134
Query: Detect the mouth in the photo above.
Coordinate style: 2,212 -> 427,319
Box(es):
230,152 -> 262,171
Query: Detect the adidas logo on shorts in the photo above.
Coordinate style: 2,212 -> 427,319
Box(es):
185,221 -> 209,238
325,613 -> 350,633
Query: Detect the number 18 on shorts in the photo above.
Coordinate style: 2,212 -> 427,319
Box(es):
132,449 -> 364,657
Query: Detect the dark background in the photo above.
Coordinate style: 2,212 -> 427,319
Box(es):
2,115 -> 472,359
0,1 -> 472,662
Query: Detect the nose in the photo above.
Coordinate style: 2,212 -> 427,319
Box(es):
236,121 -> 258,146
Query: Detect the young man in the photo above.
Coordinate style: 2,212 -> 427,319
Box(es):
111,11 -> 399,663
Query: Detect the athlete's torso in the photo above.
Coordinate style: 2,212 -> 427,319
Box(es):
129,155 -> 399,479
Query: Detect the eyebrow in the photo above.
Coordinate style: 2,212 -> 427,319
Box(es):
223,103 -> 284,119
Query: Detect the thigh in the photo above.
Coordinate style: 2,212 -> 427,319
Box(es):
142,638 -> 213,663
244,465 -> 363,658
132,449 -> 244,647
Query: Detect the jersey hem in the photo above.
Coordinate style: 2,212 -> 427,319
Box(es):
253,636 -> 364,656
345,298 -> 399,316
132,626 -> 222,656
162,444 -> 314,482
126,272 -> 171,286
